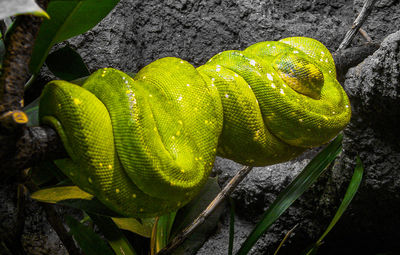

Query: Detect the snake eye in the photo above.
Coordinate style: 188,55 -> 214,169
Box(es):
273,52 -> 324,100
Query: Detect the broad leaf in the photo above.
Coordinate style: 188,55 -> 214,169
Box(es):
65,215 -> 115,255
29,0 -> 120,74
31,185 -> 123,217
0,0 -> 49,20
45,45 -> 90,81
112,217 -> 155,238
237,134 -> 344,255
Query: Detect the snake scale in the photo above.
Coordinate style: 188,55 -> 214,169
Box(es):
39,37 -> 351,217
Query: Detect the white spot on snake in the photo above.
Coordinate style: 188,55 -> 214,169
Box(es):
267,44 -> 270,47
178,96 -> 183,101
329,70 -> 332,73
132,194 -> 136,198
321,51 -> 325,55
267,73 -> 273,81
250,59 -> 256,66
234,73 -> 239,77
283,84 -> 287,88
332,111 -> 336,114
272,46 -> 276,49
108,165 -> 112,169
115,189 -> 120,193
125,80 -> 129,84
180,60 -> 184,63
293,50 -> 299,53
88,177 -> 93,184
211,78 -> 215,82
225,94 -> 229,98
320,58 -> 324,62
345,105 -> 349,108
271,83 -> 276,88
122,77 -> 126,80
325,58 -> 329,63
186,83 -> 190,87
280,89 -> 285,94
216,65 -> 221,72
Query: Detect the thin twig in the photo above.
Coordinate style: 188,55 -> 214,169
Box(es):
156,165 -> 254,255
358,28 -> 372,43
273,223 -> 299,255
336,0 -> 378,52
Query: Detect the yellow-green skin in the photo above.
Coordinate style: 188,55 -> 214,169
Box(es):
39,37 -> 351,217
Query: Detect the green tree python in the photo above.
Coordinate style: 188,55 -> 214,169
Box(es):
39,37 -> 351,217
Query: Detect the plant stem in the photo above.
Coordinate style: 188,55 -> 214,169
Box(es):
336,0 -> 378,52
156,165 -> 254,255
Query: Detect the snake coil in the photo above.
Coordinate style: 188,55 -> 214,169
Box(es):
39,37 -> 351,217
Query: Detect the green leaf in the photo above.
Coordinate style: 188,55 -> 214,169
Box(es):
89,214 -> 138,255
29,0 -> 120,74
0,37 -> 5,69
45,45 -> 90,81
65,215 -> 115,255
304,156 -> 364,255
30,185 -> 123,217
237,134 -> 344,255
23,97 -> 40,126
0,0 -> 49,20
170,177 -> 224,255
112,217 -> 155,238
153,212 -> 177,253
31,185 -> 93,202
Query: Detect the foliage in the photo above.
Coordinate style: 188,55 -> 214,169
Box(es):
0,0 -> 49,20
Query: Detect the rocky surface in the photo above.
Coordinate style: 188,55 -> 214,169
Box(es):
2,0 -> 400,254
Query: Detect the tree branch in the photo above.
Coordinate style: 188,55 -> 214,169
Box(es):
336,0 -> 378,52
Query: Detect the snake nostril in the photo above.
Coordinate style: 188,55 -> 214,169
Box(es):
273,52 -> 324,100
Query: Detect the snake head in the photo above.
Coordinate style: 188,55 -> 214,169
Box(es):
273,52 -> 324,100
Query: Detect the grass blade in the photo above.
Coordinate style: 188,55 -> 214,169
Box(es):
305,156 -> 364,254
237,134 -> 343,255
229,198 -> 235,255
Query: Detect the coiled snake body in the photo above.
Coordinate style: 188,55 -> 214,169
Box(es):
39,37 -> 351,217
